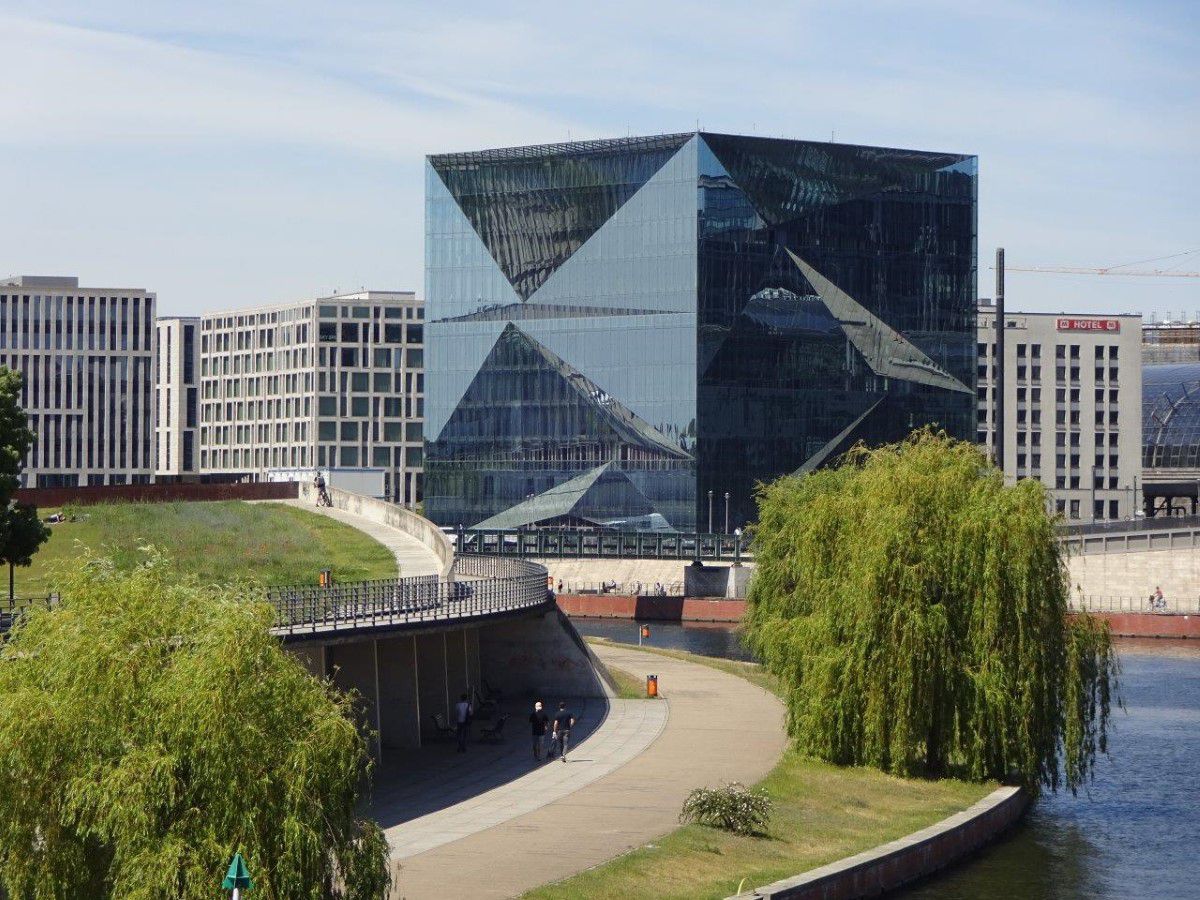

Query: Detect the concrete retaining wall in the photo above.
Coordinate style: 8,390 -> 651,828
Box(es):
730,785 -> 1029,900
479,607 -> 610,699
557,593 -> 747,623
299,483 -> 455,577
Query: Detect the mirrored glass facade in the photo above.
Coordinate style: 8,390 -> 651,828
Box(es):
425,133 -> 977,530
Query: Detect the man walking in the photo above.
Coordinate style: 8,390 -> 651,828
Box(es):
454,692 -> 472,753
551,701 -> 576,763
529,700 -> 550,761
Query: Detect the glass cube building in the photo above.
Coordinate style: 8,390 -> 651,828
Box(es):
424,132 -> 977,531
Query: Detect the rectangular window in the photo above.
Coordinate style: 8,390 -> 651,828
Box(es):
405,446 -> 423,467
351,397 -> 369,417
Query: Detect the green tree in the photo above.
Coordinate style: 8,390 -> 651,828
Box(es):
745,431 -> 1117,794
0,549 -> 390,899
0,367 -> 34,497
0,368 -> 47,597
0,501 -> 50,600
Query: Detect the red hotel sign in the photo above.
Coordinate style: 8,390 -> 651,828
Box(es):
1056,318 -> 1121,333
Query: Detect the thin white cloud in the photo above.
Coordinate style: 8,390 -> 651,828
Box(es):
0,14 -> 571,157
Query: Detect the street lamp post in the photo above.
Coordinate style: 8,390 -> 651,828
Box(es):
724,491 -> 730,534
708,489 -> 713,533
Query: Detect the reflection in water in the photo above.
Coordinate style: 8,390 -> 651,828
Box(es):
571,617 -> 754,661
573,619 -> 1200,899
899,639 -> 1200,900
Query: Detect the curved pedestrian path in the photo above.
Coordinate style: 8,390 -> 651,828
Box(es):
275,498 -> 442,577
388,643 -> 787,899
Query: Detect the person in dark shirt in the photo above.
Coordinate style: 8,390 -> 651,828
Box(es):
552,701 -> 576,763
529,700 -> 550,761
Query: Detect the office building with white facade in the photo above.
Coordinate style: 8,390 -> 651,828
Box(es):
155,316 -> 200,481
199,290 -> 424,504
977,301 -> 1143,523
0,275 -> 156,487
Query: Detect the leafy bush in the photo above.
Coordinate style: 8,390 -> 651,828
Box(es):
679,782 -> 772,835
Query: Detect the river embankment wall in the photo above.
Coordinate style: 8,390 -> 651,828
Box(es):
729,785 -> 1029,900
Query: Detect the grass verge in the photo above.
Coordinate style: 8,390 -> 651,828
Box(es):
525,640 -> 996,900
15,501 -> 397,595
604,661 -> 659,700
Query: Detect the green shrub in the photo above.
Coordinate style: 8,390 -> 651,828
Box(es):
679,782 -> 772,836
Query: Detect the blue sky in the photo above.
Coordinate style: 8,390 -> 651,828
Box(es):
1,0 -> 1196,318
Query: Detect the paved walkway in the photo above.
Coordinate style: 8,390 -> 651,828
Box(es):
388,643 -> 787,899
375,695 -> 667,857
276,498 -> 442,578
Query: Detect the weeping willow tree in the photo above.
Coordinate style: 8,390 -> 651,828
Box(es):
0,549 -> 390,899
745,431 -> 1117,794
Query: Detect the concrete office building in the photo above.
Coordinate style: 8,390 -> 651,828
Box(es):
199,290 -> 425,504
425,132 -> 978,531
155,316 -> 200,481
977,301 -> 1143,522
0,275 -> 156,488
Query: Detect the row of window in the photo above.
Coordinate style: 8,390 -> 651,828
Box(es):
0,294 -> 155,352
977,342 -> 1121,361
198,444 -> 421,471
201,302 -> 421,332
978,408 -> 1120,427
1011,459 -> 1124,485
978,363 -> 1123,383
978,387 -> 1121,404
1055,499 -> 1122,521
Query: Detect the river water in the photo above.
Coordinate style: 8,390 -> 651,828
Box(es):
571,619 -> 1200,900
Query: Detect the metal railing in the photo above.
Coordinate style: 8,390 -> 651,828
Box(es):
1,559 -> 551,639
269,557 -> 550,638
1070,595 -> 1200,614
0,595 -> 56,633
454,528 -> 752,562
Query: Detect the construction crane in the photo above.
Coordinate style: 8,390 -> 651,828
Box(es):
999,248 -> 1200,278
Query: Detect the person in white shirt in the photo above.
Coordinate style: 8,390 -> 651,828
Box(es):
454,693 -> 472,752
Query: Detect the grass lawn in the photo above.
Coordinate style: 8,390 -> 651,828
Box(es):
15,501 -> 397,595
524,640 -> 996,900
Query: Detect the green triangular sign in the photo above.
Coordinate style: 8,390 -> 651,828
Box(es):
222,852 -> 254,890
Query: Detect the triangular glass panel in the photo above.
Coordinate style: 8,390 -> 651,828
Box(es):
700,132 -> 973,226
429,133 -> 692,299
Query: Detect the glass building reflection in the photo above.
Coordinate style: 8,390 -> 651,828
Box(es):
424,133 -> 977,531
